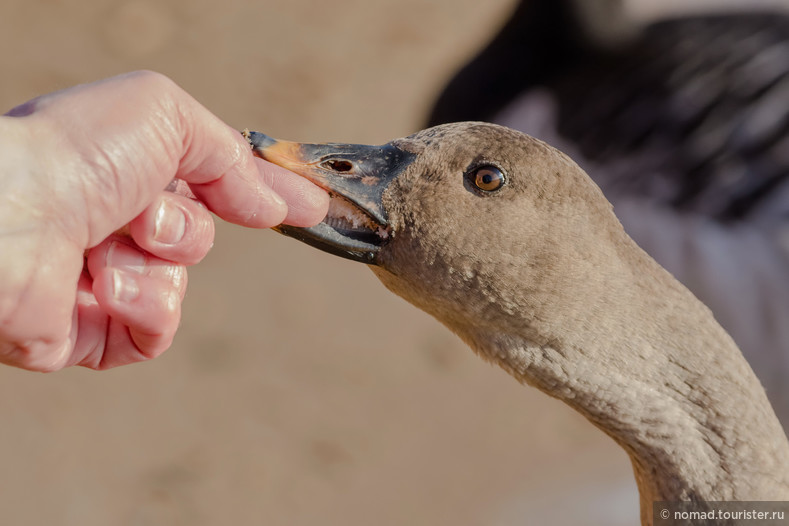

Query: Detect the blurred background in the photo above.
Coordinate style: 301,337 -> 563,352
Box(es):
1,0 -> 788,525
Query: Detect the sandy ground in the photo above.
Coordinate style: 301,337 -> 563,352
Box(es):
1,1 -> 786,525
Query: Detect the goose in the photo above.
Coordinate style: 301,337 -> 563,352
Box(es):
243,123 -> 789,525
427,0 -> 789,428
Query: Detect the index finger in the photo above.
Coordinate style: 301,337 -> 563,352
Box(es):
177,124 -> 290,228
161,84 -> 330,228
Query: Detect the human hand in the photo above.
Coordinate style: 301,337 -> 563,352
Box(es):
0,71 -> 329,371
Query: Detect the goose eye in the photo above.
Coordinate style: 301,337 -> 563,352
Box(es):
471,165 -> 505,192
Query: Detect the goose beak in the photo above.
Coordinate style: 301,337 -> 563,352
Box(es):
244,130 -> 416,264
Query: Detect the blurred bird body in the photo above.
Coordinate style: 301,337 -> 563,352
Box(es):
428,0 -> 789,427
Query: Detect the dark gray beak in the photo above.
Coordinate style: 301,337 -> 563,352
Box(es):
244,130 -> 416,264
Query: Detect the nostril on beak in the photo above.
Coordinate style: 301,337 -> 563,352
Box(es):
321,159 -> 354,173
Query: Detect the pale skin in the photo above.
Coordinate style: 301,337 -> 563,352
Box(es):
0,71 -> 330,372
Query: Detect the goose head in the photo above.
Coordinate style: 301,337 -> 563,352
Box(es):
246,122 -> 789,516
247,123 -> 623,356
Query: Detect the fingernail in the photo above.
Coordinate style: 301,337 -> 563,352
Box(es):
164,264 -> 186,291
254,165 -> 287,208
106,241 -> 146,273
165,288 -> 180,313
154,198 -> 186,245
112,269 -> 139,302
270,189 -> 287,208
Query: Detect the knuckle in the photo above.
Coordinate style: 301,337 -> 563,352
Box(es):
129,70 -> 179,95
2,340 -> 69,372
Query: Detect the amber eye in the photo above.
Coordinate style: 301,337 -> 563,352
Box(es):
470,165 -> 505,192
